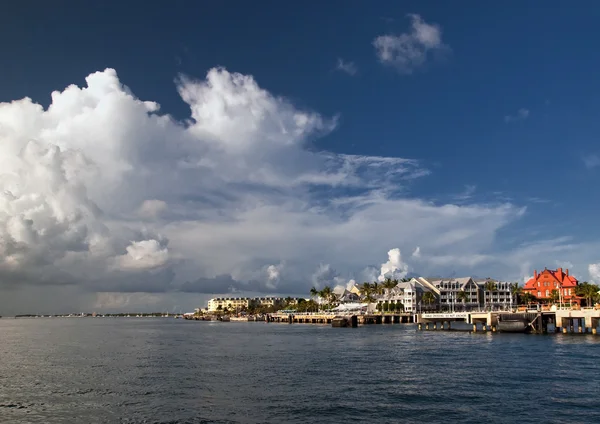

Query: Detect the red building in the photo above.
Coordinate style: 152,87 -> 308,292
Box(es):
523,267 -> 578,301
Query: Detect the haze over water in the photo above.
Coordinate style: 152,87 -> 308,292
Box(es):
1,319 -> 599,424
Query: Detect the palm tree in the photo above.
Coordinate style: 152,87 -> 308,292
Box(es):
371,281 -> 384,297
422,291 -> 436,310
382,278 -> 398,291
363,292 -> 376,304
484,280 -> 497,310
456,290 -> 469,311
310,286 -> 318,298
509,283 -> 522,309
328,292 -> 339,308
549,289 -> 560,304
319,286 -> 333,310
520,291 -> 536,305
310,287 -> 319,311
361,282 -> 372,297
576,282 -> 600,307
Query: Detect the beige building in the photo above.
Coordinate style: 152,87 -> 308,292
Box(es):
207,297 -> 299,312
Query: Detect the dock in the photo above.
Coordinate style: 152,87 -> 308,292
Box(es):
267,312 -> 414,325
415,308 -> 600,334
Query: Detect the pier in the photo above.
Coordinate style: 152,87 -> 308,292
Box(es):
268,312 -> 414,325
415,308 -> 600,334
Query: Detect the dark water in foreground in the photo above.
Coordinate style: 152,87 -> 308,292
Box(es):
1,319 -> 599,424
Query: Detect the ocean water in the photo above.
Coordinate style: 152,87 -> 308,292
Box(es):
1,318 -> 599,424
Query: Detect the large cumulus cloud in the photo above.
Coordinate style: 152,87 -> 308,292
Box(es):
0,66 -> 541,312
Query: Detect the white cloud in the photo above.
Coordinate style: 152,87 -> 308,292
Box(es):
504,108 -> 529,123
378,248 -> 409,281
583,154 -> 600,169
116,239 -> 170,270
335,58 -> 358,76
0,66 -> 551,313
373,14 -> 448,74
265,263 -> 284,289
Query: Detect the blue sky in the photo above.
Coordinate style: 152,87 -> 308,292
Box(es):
1,1 -> 600,312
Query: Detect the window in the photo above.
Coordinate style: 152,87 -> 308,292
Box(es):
568,289 -> 572,295
537,291 -> 542,297
545,290 -> 549,297
537,282 -> 540,287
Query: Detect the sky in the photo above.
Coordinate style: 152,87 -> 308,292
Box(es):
2,1 -> 600,314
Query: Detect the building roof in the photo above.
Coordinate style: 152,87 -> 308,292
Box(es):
523,267 -> 578,290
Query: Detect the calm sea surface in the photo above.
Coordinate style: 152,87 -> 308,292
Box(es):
1,318 -> 599,424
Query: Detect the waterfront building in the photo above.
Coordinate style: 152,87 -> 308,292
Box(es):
523,267 -> 578,302
417,277 -> 479,311
378,278 -> 434,312
415,277 -> 513,311
474,279 -> 514,310
332,287 -> 360,303
207,297 -> 297,312
348,283 -> 363,297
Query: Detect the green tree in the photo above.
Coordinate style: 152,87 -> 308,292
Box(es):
310,287 -> 320,312
422,291 -> 436,309
382,278 -> 398,291
456,290 -> 469,311
371,281 -> 384,296
510,283 -> 522,307
360,282 -> 375,304
548,289 -> 560,304
576,282 -> 600,307
484,280 -> 498,310
520,291 -> 536,305
319,286 -> 333,310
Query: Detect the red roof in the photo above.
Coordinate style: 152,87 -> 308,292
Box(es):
524,267 -> 578,290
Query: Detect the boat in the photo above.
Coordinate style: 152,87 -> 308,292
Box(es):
218,315 -> 230,322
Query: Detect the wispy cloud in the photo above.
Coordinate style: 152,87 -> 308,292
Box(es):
504,108 -> 529,123
454,184 -> 476,202
373,14 -> 449,74
583,154 -> 600,169
527,197 -> 550,204
335,58 -> 358,76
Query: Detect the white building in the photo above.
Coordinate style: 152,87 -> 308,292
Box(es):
474,279 -> 513,310
378,278 -> 435,312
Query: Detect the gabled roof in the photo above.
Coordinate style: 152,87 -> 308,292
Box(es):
524,268 -> 578,289
421,277 -> 475,291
